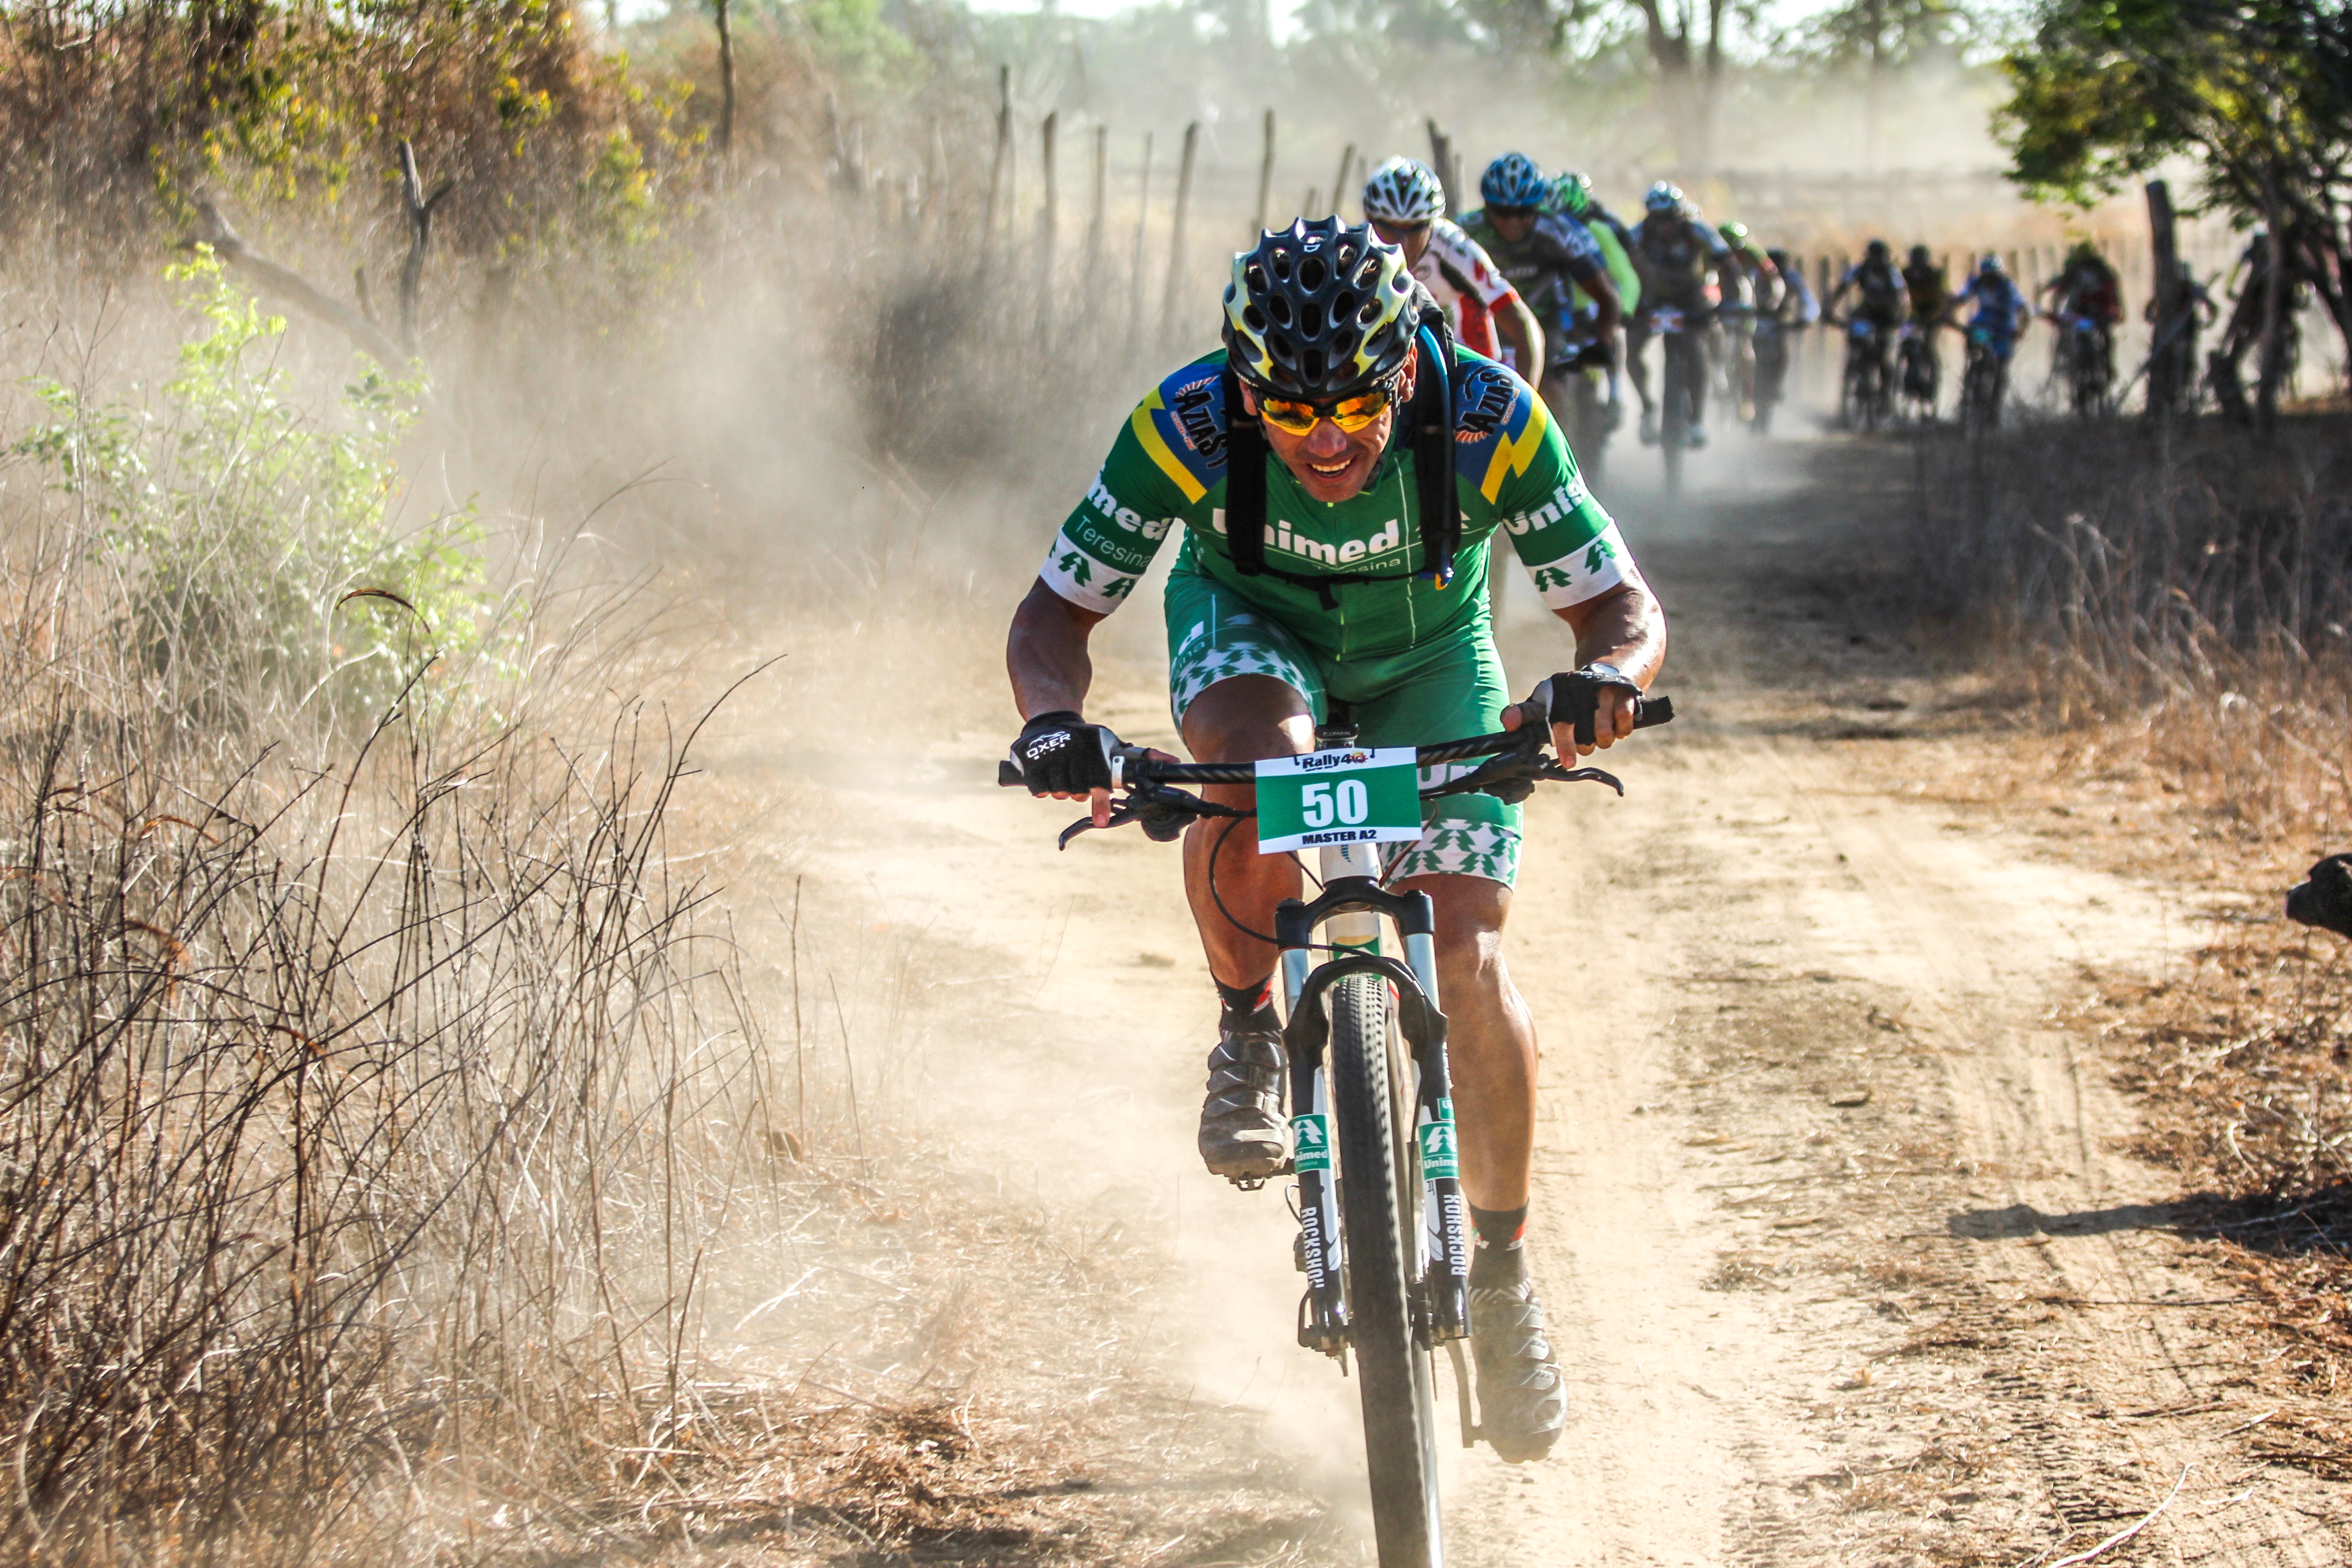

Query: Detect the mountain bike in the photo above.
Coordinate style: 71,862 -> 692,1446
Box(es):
1002,677 -> 1674,1568
1748,314 -> 1799,435
2051,311 -> 2112,418
1895,321 -> 1939,423
1641,302 -> 1699,493
1551,338 -> 1618,490
1839,316 -> 1893,433
1959,325 -> 2009,436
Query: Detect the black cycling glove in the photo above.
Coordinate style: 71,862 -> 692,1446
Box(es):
1537,663 -> 1642,747
1010,710 -> 1116,796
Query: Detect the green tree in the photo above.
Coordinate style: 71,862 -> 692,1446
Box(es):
1997,0 -> 2352,389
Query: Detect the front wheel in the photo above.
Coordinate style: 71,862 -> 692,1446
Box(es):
1660,336 -> 1690,494
1566,368 -> 1608,490
1332,974 -> 1441,1568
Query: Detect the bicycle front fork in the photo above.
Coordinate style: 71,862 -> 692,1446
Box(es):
1276,843 -> 1472,1358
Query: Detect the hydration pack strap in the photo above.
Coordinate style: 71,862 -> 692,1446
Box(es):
1219,363 -> 1269,577
1409,313 -> 1459,589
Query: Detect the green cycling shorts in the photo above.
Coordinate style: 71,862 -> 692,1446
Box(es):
1163,568 -> 1522,887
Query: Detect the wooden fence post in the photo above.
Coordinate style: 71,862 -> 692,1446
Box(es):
1087,124 -> 1107,279
1129,130 -> 1154,352
1253,108 -> 1276,238
983,65 -> 1010,249
1038,111 -> 1058,342
1161,120 -> 1200,348
2146,179 -> 2182,416
1329,142 -> 1356,219
1426,120 -> 1455,213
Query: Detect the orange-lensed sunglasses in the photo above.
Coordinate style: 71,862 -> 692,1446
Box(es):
1257,382 -> 1395,436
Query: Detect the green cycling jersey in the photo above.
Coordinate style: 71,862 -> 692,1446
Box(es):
1037,345 -> 1645,663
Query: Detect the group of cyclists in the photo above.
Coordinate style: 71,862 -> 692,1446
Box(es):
1354,146 -> 2213,450
1355,152 -> 1823,478
1822,237 -> 2128,428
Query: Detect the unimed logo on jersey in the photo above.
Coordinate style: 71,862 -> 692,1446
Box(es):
1085,472 -> 1174,539
1502,481 -> 1591,536
1210,511 -> 1405,570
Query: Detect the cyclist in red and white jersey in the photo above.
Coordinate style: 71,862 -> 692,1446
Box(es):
1361,157 -> 1544,378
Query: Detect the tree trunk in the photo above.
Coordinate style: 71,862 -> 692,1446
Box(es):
713,0 -> 735,156
2146,179 -> 2181,417
2258,167 -> 2285,431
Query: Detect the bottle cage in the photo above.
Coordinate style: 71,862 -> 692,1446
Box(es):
1218,303 -> 1460,599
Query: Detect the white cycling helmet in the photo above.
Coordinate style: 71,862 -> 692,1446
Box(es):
1362,157 -> 1447,225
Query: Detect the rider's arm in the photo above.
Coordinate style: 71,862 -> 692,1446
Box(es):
1494,291 -> 1544,382
1557,583 -> 1666,750
1007,579 -> 1106,720
1570,255 -> 1622,356
1007,368 -> 1199,718
1477,376 -> 1666,753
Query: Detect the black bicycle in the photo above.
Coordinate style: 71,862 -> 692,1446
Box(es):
1003,677 -> 1673,1568
2051,310 -> 2112,418
1895,321 -> 1940,423
1749,313 -> 1802,435
1839,315 -> 1894,432
1960,324 -> 2009,435
1640,302 -> 1700,493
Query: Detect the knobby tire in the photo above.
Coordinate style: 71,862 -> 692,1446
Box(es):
1332,974 -> 1442,1568
1661,338 -> 1689,495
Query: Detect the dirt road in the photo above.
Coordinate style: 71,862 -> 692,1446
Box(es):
735,434 -> 2352,1564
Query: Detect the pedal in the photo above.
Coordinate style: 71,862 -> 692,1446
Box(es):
1225,1156 -> 1294,1194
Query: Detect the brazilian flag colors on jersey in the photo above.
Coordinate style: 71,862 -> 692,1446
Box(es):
1032,345 -> 1647,890
1038,344 -> 1641,653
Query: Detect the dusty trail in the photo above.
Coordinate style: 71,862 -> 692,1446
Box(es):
728,435 -> 2352,1563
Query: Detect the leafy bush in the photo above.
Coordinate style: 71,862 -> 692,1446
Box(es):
17,250 -> 498,729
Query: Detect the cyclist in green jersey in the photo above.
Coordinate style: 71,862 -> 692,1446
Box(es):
1004,217 -> 1668,1463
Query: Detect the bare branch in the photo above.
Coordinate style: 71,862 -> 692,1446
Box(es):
395,139 -> 452,357
191,197 -> 414,377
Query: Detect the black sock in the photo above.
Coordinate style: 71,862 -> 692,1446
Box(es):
1469,1203 -> 1529,1289
1215,975 -> 1277,1029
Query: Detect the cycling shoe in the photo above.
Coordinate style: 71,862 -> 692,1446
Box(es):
1684,421 -> 1710,450
1472,1280 -> 1566,1462
1199,1026 -> 1286,1182
1637,407 -> 1659,446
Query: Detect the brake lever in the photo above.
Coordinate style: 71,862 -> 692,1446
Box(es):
1056,783 -> 1245,850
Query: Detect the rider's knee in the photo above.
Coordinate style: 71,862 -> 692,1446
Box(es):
1182,676 -> 1312,763
1409,877 -> 1510,973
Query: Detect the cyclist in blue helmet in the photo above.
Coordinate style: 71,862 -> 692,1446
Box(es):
1460,156 -> 1625,481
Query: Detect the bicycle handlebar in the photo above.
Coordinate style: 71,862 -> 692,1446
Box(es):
998,686 -> 1674,847
1115,695 -> 1674,787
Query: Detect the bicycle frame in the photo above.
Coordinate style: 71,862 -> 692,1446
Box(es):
1279,715 -> 1471,1360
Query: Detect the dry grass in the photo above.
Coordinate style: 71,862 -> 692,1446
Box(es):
1914,408 -> 2352,1489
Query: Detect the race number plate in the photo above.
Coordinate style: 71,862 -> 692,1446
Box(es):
1254,747 -> 1423,855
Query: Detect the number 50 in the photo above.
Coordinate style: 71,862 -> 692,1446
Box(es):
1301,779 -> 1370,829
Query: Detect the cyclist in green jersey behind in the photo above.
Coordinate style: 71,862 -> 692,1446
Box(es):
1544,168 -> 1639,473
1004,217 -> 1669,1463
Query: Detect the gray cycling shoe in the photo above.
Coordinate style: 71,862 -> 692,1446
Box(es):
1472,1279 -> 1567,1462
1198,1026 -> 1287,1182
